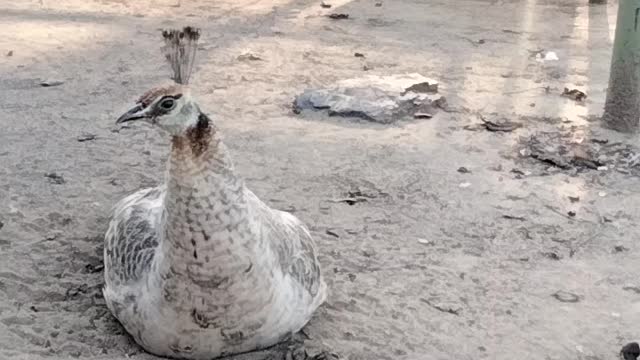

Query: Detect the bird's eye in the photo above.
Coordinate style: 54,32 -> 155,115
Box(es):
159,98 -> 176,110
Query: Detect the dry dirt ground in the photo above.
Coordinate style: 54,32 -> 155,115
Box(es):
1,0 -> 639,359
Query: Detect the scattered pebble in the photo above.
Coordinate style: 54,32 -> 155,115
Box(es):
65,284 -> 89,299
614,245 -> 629,253
320,1 -> 332,8
459,182 -> 471,188
329,197 -> 367,205
621,342 -> 640,360
354,52 -> 365,58
325,229 -> 340,238
45,172 -> 65,184
413,112 -> 433,119
479,115 -> 522,132
542,252 -> 562,260
40,79 -> 64,87
597,166 -> 608,171
375,1 -> 382,6
237,53 -> 262,61
503,214 -> 525,221
327,13 -> 349,19
568,196 -> 580,203
417,238 -> 433,245
457,167 -> 471,174
551,290 -> 580,303
6,50 -> 13,57
623,286 -> 640,294
347,273 -> 356,281
561,88 -> 587,102
598,191 -> 607,197
567,211 -> 576,217
510,168 -> 530,176
45,234 -> 57,241
77,134 -> 97,142
534,50 -> 559,62
85,263 -> 105,274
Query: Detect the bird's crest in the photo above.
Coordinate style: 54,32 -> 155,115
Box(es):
161,26 -> 201,85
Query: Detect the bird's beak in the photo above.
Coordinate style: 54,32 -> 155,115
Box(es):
116,104 -> 148,124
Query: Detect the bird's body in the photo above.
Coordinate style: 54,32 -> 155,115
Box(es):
103,84 -> 326,359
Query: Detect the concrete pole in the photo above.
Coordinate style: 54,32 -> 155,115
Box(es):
602,0 -> 640,132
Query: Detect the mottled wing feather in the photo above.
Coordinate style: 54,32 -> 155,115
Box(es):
246,190 -> 322,298
105,186 -> 165,286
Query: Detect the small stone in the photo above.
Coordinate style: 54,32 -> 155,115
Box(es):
597,166 -> 608,171
598,191 -> 607,197
551,290 -> 580,303
320,1 -> 332,8
347,273 -> 356,281
568,196 -> 580,203
45,172 -> 65,184
414,112 -> 433,119
614,245 -> 629,253
417,238 -> 433,245
459,182 -> 471,188
40,79 -> 64,87
621,342 -> 640,360
294,73 -> 441,123
561,87 -> 587,102
567,211 -> 576,217
6,50 -> 13,57
354,52 -> 365,58
457,167 -> 471,174
542,252 -> 562,260
375,1 -> 382,6
237,53 -> 262,61
77,134 -> 97,142
327,13 -> 349,19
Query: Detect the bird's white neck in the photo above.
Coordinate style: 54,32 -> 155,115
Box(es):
155,115 -> 254,289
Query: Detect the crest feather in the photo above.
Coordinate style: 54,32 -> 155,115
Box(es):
161,26 -> 201,85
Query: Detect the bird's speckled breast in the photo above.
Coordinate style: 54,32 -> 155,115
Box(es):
136,130 -> 291,358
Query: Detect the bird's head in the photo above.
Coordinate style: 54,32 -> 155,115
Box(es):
116,84 -> 204,136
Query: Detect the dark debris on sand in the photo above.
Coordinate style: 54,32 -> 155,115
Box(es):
519,131 -> 640,175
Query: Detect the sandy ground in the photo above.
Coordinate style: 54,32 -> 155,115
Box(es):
1,0 -> 639,359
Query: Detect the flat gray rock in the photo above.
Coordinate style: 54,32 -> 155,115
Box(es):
294,73 -> 445,124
